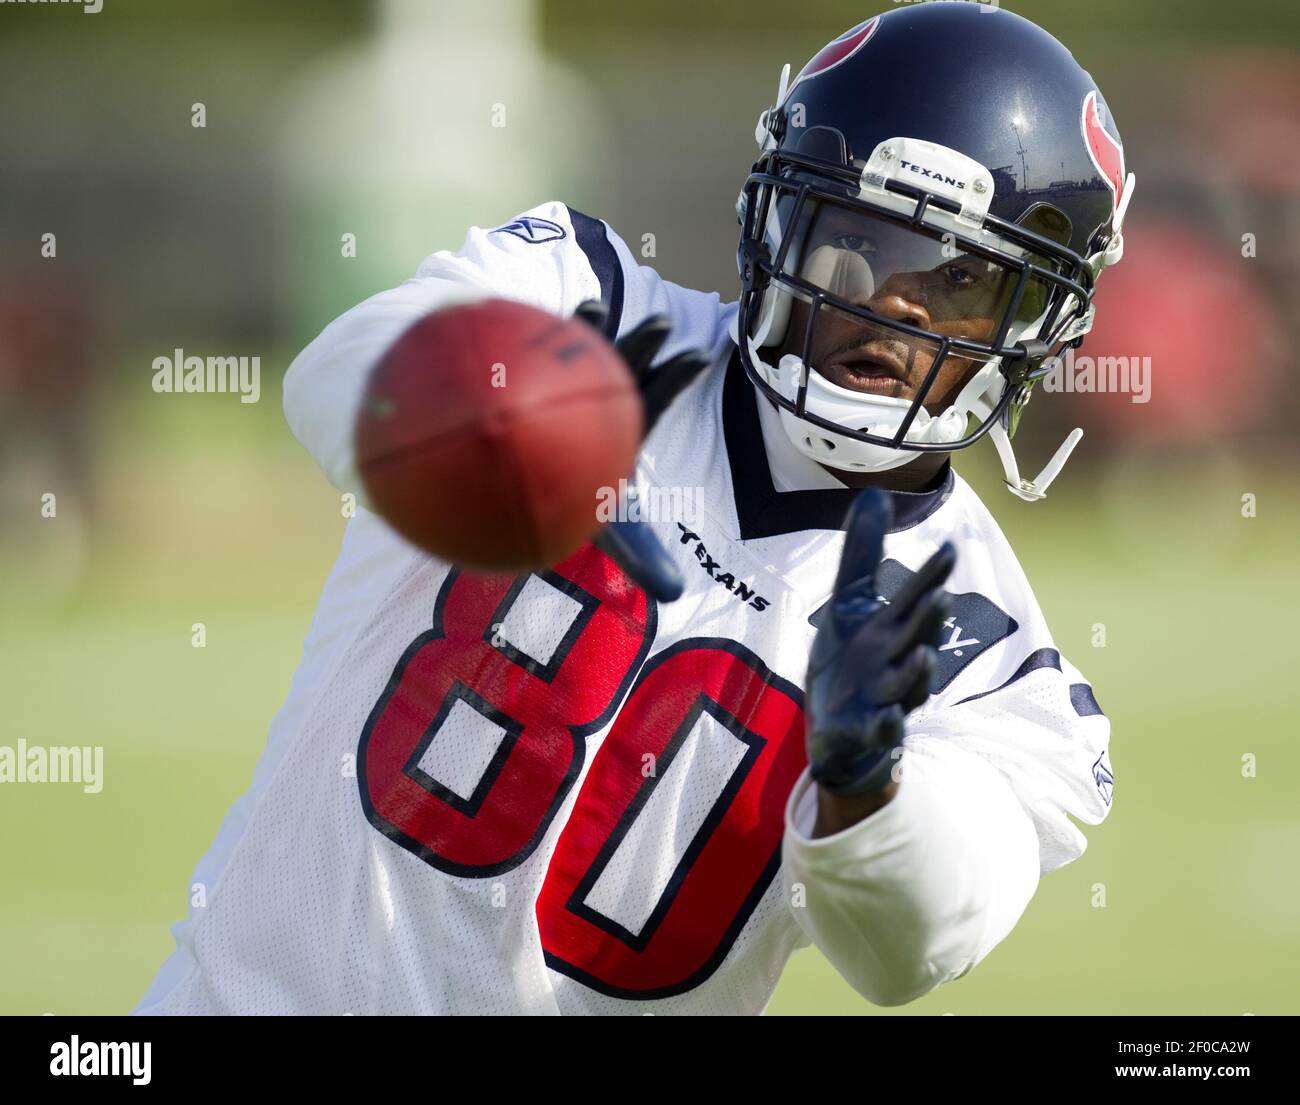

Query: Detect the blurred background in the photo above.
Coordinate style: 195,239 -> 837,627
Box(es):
1,0 -> 1296,1015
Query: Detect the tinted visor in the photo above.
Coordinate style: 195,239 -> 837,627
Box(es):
770,190 -> 1059,341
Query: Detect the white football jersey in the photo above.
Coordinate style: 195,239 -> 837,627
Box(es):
135,202 -> 1114,1016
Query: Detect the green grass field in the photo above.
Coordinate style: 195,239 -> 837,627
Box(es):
2,395 -> 1296,1015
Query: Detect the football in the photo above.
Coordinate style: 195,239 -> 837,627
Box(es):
354,298 -> 642,569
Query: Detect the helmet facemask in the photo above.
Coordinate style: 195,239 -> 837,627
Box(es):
737,129 -> 1107,492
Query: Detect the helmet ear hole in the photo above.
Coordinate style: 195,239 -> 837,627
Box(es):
803,433 -> 837,454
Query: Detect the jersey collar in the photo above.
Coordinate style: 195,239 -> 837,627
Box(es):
721,346 -> 953,540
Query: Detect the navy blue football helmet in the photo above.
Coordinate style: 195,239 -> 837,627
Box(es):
736,4 -> 1133,498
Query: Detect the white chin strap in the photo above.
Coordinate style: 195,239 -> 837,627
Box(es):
749,336 -> 970,473
746,246 -> 964,473
964,381 -> 1084,502
748,326 -> 1084,498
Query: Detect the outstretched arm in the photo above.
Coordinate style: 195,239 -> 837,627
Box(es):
783,489 -> 1046,1006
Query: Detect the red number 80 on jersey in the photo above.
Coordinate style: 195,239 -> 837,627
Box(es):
358,543 -> 807,999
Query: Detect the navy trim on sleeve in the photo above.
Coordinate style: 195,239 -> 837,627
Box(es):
954,646 -> 1106,718
954,647 -> 1061,706
566,206 -> 624,341
1069,682 -> 1104,717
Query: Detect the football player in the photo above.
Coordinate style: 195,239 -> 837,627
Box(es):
137,5 -> 1131,1015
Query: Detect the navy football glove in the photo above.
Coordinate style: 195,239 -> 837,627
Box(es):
574,300 -> 708,603
806,488 -> 956,797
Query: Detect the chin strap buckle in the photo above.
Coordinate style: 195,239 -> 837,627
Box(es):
992,422 -> 1083,502
1056,303 -> 1096,346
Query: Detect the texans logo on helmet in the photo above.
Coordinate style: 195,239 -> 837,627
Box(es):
1081,90 -> 1126,212
787,17 -> 880,96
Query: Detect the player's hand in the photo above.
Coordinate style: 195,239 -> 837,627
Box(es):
806,488 -> 956,797
574,300 -> 709,603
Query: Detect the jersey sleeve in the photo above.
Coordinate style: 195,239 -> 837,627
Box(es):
926,647 -> 1113,871
282,200 -> 734,497
781,647 -> 1112,1006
